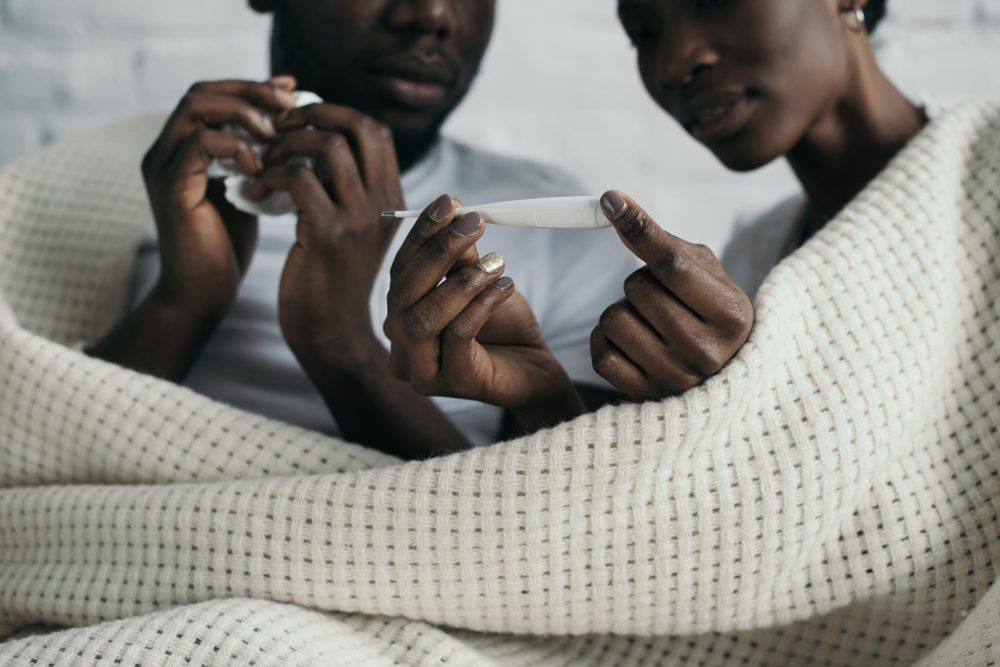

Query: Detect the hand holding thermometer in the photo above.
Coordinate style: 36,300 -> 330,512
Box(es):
381,196 -> 612,229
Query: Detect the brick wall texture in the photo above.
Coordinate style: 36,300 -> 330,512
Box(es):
1,0 -> 998,247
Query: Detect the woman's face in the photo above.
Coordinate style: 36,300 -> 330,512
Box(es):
618,0 -> 858,171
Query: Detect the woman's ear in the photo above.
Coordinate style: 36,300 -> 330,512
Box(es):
248,0 -> 275,13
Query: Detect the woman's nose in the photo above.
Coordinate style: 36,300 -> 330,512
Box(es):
658,24 -> 718,89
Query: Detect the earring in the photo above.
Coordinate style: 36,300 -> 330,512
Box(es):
842,4 -> 866,33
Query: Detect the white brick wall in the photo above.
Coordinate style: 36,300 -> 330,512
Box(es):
1,0 -> 998,248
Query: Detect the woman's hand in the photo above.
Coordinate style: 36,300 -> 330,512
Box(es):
250,103 -> 405,362
141,76 -> 297,321
591,190 -> 753,401
384,195 -> 585,428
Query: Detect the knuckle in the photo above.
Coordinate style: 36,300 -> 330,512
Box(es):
401,310 -> 437,340
186,81 -> 212,94
285,162 -> 312,182
424,232 -> 455,262
592,352 -> 617,379
189,127 -> 212,145
179,91 -> 202,111
448,269 -> 481,292
723,296 -> 754,333
599,303 -> 629,330
622,269 -> 653,299
653,246 -> 690,278
385,288 -> 406,312
441,320 -> 472,345
691,343 -> 727,376
691,243 -> 715,259
323,132 -> 347,152
710,287 -> 754,334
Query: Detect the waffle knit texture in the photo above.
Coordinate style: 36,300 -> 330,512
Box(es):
1,102 -> 999,666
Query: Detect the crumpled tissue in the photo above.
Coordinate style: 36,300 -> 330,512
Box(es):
207,90 -> 323,217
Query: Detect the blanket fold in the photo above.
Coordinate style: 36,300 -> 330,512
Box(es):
1,102 -> 998,665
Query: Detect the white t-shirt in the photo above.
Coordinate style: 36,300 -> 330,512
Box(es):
130,138 -> 640,445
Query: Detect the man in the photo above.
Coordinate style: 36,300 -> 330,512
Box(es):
88,0 -> 637,458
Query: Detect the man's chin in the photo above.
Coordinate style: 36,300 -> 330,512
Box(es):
373,105 -> 452,142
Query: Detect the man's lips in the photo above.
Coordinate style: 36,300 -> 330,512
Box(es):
679,89 -> 757,143
366,53 -> 457,109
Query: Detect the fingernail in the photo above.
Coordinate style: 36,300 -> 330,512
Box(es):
428,194 -> 453,223
494,276 -> 514,291
269,74 -> 295,87
477,251 -> 504,274
260,114 -> 276,137
453,212 -> 483,237
600,191 -> 627,220
275,88 -> 297,106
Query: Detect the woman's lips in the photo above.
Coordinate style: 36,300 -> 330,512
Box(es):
683,92 -> 757,143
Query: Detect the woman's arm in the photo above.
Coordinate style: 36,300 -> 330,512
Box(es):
383,196 -> 587,434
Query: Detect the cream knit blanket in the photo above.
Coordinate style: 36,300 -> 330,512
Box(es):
0,101 -> 998,666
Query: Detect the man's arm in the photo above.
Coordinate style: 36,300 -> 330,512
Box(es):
87,79 -> 298,380
295,337 -> 471,459
85,287 -> 220,382
255,106 -> 474,459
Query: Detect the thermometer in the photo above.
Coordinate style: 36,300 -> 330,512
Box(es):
381,196 -> 612,229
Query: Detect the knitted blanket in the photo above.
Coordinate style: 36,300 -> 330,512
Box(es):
0,101 -> 998,666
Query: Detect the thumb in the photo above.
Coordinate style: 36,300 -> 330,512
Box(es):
599,189 -> 683,264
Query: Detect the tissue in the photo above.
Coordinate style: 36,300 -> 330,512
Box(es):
207,90 -> 323,217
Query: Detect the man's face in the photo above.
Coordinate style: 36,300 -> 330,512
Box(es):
275,0 -> 496,151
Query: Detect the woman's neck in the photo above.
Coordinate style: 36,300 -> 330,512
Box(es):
786,49 -> 927,221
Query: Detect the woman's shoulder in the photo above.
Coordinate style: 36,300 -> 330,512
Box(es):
721,194 -> 807,300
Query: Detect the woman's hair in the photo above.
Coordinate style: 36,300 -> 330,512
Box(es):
866,0 -> 888,33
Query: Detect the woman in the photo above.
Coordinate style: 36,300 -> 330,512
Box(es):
383,0 -> 925,431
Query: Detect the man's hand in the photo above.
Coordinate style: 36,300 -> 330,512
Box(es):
86,77 -> 298,382
142,77 -> 297,320
591,190 -> 754,401
384,195 -> 585,431
253,117 -> 476,458
252,103 -> 405,360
